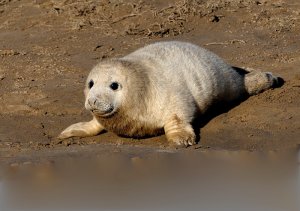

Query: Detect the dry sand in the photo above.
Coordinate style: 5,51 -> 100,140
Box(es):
0,0 -> 300,163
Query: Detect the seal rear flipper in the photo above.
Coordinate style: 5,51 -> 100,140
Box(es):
244,71 -> 282,95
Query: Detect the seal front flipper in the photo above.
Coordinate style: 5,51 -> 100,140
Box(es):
164,115 -> 196,147
58,116 -> 104,139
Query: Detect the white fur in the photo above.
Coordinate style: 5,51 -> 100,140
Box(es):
122,41 -> 244,124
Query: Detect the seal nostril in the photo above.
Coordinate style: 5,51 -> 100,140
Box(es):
88,98 -> 96,107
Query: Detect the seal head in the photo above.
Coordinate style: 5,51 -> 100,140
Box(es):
84,60 -> 130,118
85,76 -> 121,117
83,59 -> 156,137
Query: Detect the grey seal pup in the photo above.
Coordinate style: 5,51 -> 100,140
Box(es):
59,41 -> 280,146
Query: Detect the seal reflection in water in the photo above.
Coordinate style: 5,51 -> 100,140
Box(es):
59,41 -> 281,146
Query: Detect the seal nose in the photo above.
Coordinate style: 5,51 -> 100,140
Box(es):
88,98 -> 97,107
86,96 -> 114,115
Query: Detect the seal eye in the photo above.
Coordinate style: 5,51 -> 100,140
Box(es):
110,82 -> 119,91
88,80 -> 94,89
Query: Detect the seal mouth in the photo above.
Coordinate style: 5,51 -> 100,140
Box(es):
91,107 -> 115,118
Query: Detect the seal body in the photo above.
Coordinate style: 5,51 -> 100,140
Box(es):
59,41 -> 280,146
123,41 -> 245,113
